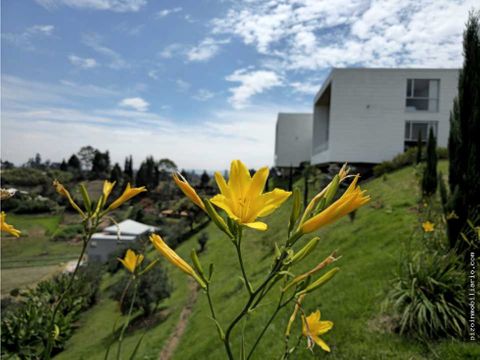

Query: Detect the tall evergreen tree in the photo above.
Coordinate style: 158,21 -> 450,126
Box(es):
422,128 -> 438,196
416,130 -> 423,164
67,154 -> 81,170
124,156 -> 134,184
447,12 -> 480,250
200,170 -> 210,188
59,159 -> 68,171
110,163 -> 123,184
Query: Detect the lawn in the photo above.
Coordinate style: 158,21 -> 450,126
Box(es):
56,162 -> 480,359
1,213 -> 82,294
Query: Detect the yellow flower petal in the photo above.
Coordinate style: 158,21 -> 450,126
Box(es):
53,180 -> 86,217
150,234 -> 195,276
107,183 -> 146,211
244,222 -> 268,231
302,310 -> 333,352
300,176 -> 369,233
311,335 -> 331,352
118,249 -> 144,273
103,180 -> 116,202
422,221 -> 435,232
210,160 -> 291,230
173,173 -> 205,211
1,211 -> 21,237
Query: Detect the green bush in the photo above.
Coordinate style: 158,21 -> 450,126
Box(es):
385,251 -> 466,339
51,224 -> 84,241
373,147 -> 448,177
1,168 -> 48,186
110,260 -> 172,316
1,264 -> 102,358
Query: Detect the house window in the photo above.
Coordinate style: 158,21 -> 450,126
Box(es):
404,121 -> 438,141
90,241 -> 97,248
405,79 -> 439,112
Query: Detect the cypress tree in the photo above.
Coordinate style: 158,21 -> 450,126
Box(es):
110,163 -> 123,184
416,130 -> 422,164
124,156 -> 133,184
421,128 -> 437,196
447,12 -> 480,251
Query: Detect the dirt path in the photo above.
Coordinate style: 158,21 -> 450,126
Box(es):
158,279 -> 200,360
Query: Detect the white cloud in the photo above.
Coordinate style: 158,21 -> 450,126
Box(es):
193,89 -> 215,101
158,43 -> 184,59
212,0 -> 475,70
176,79 -> 191,92
226,68 -> 283,109
290,81 -> 321,95
156,7 -> 182,18
119,97 -> 149,112
2,76 -> 307,170
2,24 -> 55,50
147,70 -> 159,79
68,54 -> 98,68
187,37 -> 230,62
35,0 -> 146,12
82,33 -> 129,69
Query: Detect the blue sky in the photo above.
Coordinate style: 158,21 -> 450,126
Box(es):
1,0 -> 475,170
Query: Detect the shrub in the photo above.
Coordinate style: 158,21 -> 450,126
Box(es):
373,147 -> 447,177
110,260 -> 171,316
51,224 -> 84,242
385,251 -> 466,339
1,264 -> 102,358
421,128 -> 438,196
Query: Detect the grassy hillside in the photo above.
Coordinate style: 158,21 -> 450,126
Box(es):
56,162 -> 480,359
1,214 -> 81,295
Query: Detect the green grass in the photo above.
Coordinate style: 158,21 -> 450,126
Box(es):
1,264 -> 64,296
1,213 -> 81,274
55,162 -> 480,359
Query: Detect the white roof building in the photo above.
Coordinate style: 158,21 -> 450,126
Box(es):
88,219 -> 158,262
274,113 -> 313,167
274,68 -> 459,167
311,68 -> 459,165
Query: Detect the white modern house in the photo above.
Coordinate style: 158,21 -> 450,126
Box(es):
275,68 -> 459,167
311,68 -> 459,165
274,113 -> 313,167
87,219 -> 157,262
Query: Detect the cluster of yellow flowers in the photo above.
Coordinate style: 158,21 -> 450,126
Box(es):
115,159 -> 369,357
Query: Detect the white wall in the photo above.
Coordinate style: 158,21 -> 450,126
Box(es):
312,68 -> 459,165
275,113 -> 313,167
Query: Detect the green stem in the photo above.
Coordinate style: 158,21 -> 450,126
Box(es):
116,279 -> 139,360
235,229 -> 252,295
246,293 -> 284,360
44,219 -> 96,359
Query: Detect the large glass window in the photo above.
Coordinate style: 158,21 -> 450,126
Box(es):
405,79 -> 439,112
404,121 -> 438,141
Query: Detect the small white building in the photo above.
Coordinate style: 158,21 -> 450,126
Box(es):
87,219 -> 157,262
274,113 -> 313,167
311,68 -> 459,165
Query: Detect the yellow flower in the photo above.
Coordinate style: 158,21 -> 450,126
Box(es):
107,183 -> 146,211
173,172 -> 206,211
1,211 -> 21,237
210,160 -> 291,231
300,175 -> 370,234
102,180 -> 116,202
422,221 -> 435,232
118,249 -> 144,273
150,234 -> 206,287
302,310 -> 333,352
53,180 -> 86,217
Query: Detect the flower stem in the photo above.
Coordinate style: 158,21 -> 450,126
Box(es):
116,279 -> 139,360
44,219 -> 97,359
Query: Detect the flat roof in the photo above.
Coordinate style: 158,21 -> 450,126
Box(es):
103,219 -> 157,236
313,67 -> 460,104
